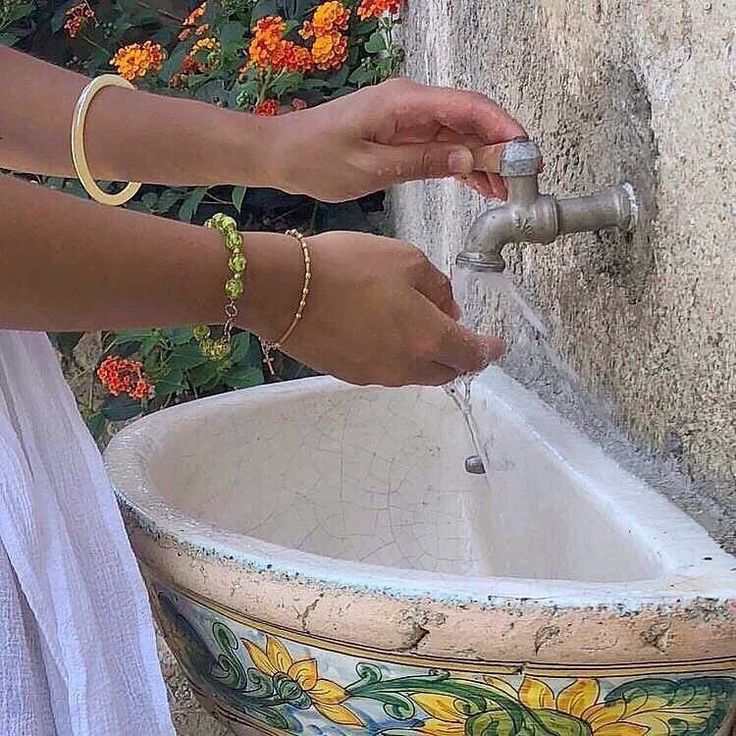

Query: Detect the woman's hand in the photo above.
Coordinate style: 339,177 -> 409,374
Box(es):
242,230 -> 504,386
270,78 -> 526,203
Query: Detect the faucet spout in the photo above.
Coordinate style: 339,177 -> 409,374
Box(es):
456,141 -> 638,272
458,206 -> 517,272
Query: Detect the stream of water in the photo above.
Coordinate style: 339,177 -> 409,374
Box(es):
443,264 -> 546,468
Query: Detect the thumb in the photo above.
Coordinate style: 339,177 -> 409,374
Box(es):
387,143 -> 474,182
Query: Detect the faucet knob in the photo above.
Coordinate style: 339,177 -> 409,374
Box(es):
473,139 -> 542,178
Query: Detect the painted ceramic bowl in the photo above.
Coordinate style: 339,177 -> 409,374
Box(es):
105,370 -> 736,735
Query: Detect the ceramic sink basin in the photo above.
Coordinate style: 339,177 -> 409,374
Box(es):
105,368 -> 736,736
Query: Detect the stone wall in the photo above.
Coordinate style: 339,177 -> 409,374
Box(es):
392,0 -> 735,547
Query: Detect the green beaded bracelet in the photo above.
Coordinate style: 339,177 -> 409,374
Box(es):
195,213 -> 246,360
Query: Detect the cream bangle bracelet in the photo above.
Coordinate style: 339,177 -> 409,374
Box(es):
70,74 -> 141,206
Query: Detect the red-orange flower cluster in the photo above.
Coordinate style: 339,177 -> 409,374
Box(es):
97,356 -> 155,401
178,2 -> 209,41
357,0 -> 401,20
64,1 -> 95,38
248,15 -> 314,73
254,99 -> 279,116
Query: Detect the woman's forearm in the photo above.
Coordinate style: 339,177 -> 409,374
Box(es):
0,175 -> 303,335
0,47 -> 278,187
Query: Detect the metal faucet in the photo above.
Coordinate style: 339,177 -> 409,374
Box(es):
456,140 -> 638,272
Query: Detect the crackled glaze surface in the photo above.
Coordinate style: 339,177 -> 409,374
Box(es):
105,370 -> 736,735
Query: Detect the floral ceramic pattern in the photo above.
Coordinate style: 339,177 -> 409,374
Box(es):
151,583 -> 736,736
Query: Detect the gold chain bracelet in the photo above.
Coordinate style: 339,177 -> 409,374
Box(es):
194,213 -> 246,360
260,229 -> 312,375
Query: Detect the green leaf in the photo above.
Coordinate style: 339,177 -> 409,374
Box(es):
112,329 -> 153,347
0,32 -> 19,46
231,186 -> 246,213
271,71 -> 303,95
142,192 -> 158,210
228,331 -> 252,363
219,20 -> 246,43
467,708 -> 517,736
531,709 -> 592,736
125,200 -> 149,213
140,332 -> 163,357
86,412 -> 106,440
101,394 -> 143,422
153,188 -> 187,214
169,343 -> 208,370
187,359 -> 222,389
195,80 -> 227,104
354,19 -> 379,35
251,0 -> 279,21
162,327 -> 195,345
326,64 -> 351,88
161,43 -> 192,83
365,29 -> 387,53
178,187 -> 208,223
224,365 -> 263,389
349,64 -> 374,85
300,78 -> 329,89
43,176 -> 67,190
604,677 -> 736,736
51,2 -> 71,32
153,368 -> 185,396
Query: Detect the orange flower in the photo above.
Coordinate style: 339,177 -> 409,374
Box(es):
248,15 -> 287,69
254,99 -> 279,116
178,2 -> 207,41
248,15 -> 313,73
63,1 -> 95,38
188,36 -> 220,70
110,41 -> 166,81
191,35 -> 219,55
253,14 -> 286,38
278,41 -> 315,72
300,1 -> 350,39
357,0 -> 401,20
97,356 -> 154,401
311,31 -> 348,70
299,20 -> 314,40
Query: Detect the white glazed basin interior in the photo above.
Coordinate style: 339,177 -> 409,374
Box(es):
108,368 -> 736,605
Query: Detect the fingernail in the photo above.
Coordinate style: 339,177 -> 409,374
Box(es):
448,148 -> 474,175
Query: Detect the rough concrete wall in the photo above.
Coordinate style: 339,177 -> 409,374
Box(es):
393,0 -> 735,543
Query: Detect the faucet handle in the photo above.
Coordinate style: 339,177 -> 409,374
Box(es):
473,139 -> 542,177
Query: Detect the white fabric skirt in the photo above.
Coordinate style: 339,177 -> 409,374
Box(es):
0,331 -> 174,735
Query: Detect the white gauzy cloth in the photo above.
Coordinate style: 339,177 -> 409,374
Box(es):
0,331 -> 174,736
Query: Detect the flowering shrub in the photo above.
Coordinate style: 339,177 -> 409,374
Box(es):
4,0 -> 402,439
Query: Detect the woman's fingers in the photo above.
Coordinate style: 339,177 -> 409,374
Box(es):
411,257 -> 462,320
411,293 -> 505,375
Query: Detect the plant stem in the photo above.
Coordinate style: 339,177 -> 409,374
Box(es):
136,0 -> 183,23
79,33 -> 109,54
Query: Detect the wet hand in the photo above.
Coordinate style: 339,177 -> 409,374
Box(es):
252,231 -> 505,387
270,78 -> 527,203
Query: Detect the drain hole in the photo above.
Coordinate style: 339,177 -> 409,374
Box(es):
464,455 -> 486,475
